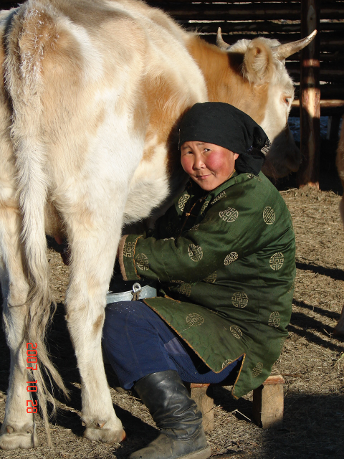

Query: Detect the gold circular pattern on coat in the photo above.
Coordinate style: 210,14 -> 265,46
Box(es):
186,313 -> 204,327
269,252 -> 284,270
232,292 -> 248,308
219,207 -> 238,223
178,283 -> 192,297
203,271 -> 217,283
230,325 -> 242,339
268,311 -> 281,328
263,206 -> 276,224
224,252 -> 238,265
252,362 -> 263,377
136,253 -> 149,271
191,224 -> 199,231
188,244 -> 203,262
123,241 -> 135,258
178,193 -> 190,212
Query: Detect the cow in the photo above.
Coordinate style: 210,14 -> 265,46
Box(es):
0,0 -> 316,450
334,121 -> 344,336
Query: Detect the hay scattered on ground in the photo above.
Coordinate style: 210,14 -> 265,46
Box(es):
1,186 -> 344,458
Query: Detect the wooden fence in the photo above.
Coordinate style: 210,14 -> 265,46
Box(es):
2,0 -> 344,186
146,1 -> 344,111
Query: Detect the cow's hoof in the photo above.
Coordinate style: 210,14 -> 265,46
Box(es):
83,419 -> 126,443
0,423 -> 38,450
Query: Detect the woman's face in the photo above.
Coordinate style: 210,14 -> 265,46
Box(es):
180,141 -> 239,191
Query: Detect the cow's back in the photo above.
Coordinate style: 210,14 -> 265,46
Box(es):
3,0 -> 206,226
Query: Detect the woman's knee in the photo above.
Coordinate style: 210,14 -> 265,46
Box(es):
103,301 -> 147,338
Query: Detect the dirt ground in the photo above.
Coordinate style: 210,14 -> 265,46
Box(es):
1,165 -> 344,458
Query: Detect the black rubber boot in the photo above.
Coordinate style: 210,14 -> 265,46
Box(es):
129,370 -> 211,459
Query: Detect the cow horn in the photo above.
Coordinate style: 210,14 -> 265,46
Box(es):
217,27 -> 230,50
273,29 -> 317,60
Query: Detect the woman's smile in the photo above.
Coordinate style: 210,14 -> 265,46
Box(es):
180,141 -> 239,191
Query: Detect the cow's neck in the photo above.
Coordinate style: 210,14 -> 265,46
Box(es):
186,36 -> 268,125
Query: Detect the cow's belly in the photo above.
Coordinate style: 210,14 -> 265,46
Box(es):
123,143 -> 169,224
123,141 -> 186,225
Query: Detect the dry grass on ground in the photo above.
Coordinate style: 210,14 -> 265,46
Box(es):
1,186 -> 344,458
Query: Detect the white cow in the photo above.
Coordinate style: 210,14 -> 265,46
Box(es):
0,0 -> 315,450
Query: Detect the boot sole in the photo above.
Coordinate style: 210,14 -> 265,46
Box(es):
179,446 -> 212,459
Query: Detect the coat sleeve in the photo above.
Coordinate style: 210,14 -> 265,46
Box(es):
118,179 -> 291,283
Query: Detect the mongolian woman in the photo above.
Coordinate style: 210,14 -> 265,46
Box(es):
102,102 -> 296,459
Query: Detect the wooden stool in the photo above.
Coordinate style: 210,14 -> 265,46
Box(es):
252,375 -> 285,428
189,374 -> 285,432
188,383 -> 215,432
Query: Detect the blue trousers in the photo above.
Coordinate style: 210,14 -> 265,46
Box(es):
102,301 -> 241,389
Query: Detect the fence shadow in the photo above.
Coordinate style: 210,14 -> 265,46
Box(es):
210,384 -> 344,459
1,294 -> 344,458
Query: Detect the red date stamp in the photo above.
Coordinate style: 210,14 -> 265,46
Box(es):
26,343 -> 38,414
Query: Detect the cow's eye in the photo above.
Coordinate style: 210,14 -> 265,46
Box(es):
283,96 -> 292,106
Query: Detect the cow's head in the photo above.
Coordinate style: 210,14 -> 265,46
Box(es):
216,29 -> 317,179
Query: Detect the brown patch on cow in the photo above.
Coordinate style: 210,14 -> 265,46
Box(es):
236,83 -> 268,126
53,0 -> 129,34
141,73 -> 188,162
187,36 -> 268,125
132,86 -> 149,142
42,26 -> 83,79
32,12 -> 94,179
93,106 -> 106,134
53,0 -> 138,73
93,313 -> 104,336
40,23 -> 83,120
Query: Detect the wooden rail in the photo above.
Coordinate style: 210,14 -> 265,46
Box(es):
148,3 -> 344,21
146,0 -> 343,188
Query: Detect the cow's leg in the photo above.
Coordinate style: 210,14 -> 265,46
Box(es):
63,203 -> 126,443
0,208 -> 38,450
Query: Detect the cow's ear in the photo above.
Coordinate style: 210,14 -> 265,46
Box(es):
242,38 -> 274,84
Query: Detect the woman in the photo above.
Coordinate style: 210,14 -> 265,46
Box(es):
102,102 -> 296,459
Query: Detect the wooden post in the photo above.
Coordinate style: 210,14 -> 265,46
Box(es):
297,0 -> 320,188
189,376 -> 285,432
189,383 -> 214,432
252,375 -> 285,429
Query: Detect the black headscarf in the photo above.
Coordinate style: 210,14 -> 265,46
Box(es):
179,102 -> 270,175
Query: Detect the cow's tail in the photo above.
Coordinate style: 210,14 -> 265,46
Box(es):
4,4 -> 68,445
